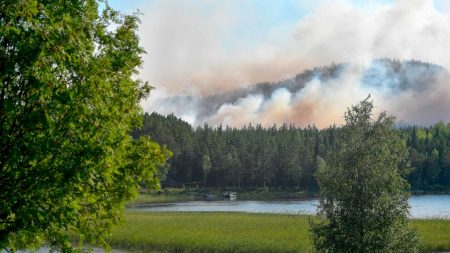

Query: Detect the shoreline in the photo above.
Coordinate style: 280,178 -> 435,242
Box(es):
129,188 -> 450,206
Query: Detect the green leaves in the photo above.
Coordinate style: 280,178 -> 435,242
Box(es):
0,0 -> 169,251
311,97 -> 418,253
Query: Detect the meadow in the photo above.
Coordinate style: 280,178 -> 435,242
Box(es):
106,211 -> 450,253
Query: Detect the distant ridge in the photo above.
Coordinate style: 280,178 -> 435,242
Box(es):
193,59 -> 447,118
151,58 -> 449,127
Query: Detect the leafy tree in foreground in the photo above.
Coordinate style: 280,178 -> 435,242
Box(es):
310,97 -> 417,253
0,0 -> 170,251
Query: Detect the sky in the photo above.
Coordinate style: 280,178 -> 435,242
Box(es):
108,0 -> 450,128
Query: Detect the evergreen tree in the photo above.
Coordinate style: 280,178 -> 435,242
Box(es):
136,112 -> 450,192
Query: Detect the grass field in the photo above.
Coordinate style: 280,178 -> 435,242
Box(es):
414,219 -> 450,252
105,211 -> 450,253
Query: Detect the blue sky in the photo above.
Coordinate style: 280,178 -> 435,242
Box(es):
107,0 -> 314,51
108,0 -> 396,14
107,0 -> 447,53
107,0 -> 390,42
107,0 -> 393,27
108,0 -> 449,19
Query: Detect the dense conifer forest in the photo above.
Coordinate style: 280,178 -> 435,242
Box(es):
132,113 -> 450,192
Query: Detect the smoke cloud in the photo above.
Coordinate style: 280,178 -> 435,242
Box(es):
145,60 -> 450,128
138,0 -> 450,127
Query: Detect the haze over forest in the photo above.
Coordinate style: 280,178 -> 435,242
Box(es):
148,59 -> 450,128
112,0 -> 450,128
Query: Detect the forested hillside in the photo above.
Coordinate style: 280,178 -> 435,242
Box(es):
133,113 -> 450,192
153,59 -> 447,127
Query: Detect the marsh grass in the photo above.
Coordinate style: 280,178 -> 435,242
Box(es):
108,212 -> 313,252
413,218 -> 450,252
105,212 -> 450,252
107,212 -> 450,252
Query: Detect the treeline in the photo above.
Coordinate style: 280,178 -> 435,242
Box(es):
132,113 -> 450,192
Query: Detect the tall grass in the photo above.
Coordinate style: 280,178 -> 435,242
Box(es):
106,212 -> 450,253
413,219 -> 450,252
108,212 -> 313,252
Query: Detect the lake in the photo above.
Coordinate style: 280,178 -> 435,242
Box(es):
129,194 -> 450,219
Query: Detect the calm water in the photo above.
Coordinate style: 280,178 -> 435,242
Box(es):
130,194 -> 450,219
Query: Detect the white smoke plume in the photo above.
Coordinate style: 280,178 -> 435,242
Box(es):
145,60 -> 450,128
138,0 -> 450,128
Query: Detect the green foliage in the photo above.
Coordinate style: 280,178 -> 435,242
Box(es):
134,113 -> 328,190
0,0 -> 170,250
310,97 -> 418,252
136,112 -> 450,192
133,110 -> 450,193
202,154 -> 212,187
416,129 -> 428,141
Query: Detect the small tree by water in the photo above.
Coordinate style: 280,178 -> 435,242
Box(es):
310,97 -> 418,253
